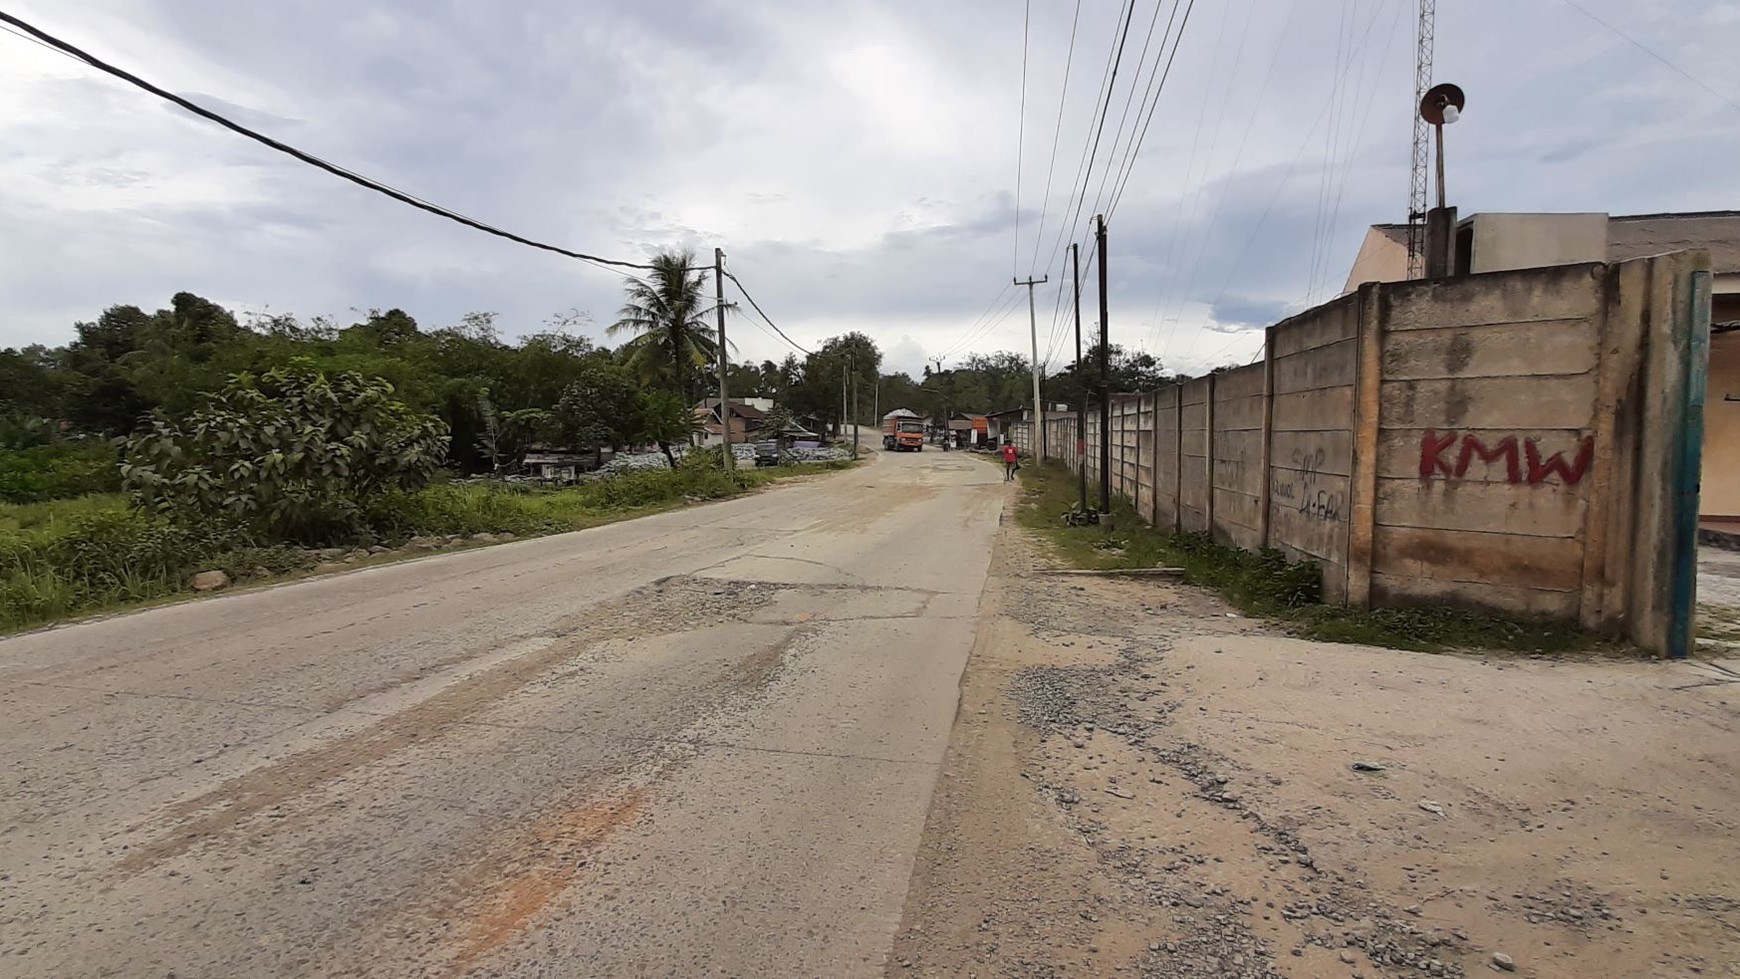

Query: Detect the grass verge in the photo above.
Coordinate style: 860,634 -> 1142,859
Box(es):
1013,460 -> 1607,655
0,458 -> 854,635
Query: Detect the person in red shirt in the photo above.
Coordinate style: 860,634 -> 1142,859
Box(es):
1001,441 -> 1020,481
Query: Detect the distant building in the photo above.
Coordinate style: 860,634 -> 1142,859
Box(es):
693,398 -> 769,446
521,444 -> 605,481
1342,210 -> 1740,526
692,398 -> 817,445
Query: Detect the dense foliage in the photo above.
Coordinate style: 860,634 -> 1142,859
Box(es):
1,266 -> 1178,505
121,363 -> 451,543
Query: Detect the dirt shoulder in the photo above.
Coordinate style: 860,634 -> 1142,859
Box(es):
890,509 -> 1740,978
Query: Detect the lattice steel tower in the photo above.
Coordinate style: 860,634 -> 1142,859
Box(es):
1406,0 -> 1435,279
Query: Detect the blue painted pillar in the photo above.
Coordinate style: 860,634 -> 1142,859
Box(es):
1668,270 -> 1712,659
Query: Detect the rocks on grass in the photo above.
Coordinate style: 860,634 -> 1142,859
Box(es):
190,570 -> 230,592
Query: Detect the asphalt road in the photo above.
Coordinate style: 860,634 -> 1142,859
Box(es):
0,444 -> 1003,978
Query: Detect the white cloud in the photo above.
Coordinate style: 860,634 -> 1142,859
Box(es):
1,0 -> 1736,385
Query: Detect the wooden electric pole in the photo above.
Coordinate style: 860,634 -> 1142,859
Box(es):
714,247 -> 733,473
1014,275 -> 1049,462
1095,214 -> 1111,516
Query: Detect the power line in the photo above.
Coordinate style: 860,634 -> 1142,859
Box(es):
1142,0 -> 1231,351
1,20 -> 80,61
1084,0 -> 1177,222
1179,3 -> 1396,363
1104,0 -> 1196,220
1559,0 -> 1740,114
722,270 -> 812,356
1013,0 -> 1031,275
1311,1 -> 1405,302
946,287 -> 1030,361
0,9 -> 672,277
1025,0 -> 1083,277
937,284 -> 1019,361
1030,0 -> 1137,293
1143,0 -> 1294,354
1056,0 -> 1139,258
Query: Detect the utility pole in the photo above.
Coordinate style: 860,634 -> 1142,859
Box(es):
1014,274 -> 1049,462
1071,242 -> 1087,515
1095,214 -> 1111,516
841,358 -> 848,441
714,247 -> 733,473
851,353 -> 860,455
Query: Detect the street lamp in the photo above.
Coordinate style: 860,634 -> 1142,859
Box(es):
1418,82 -> 1465,276
1419,82 -> 1465,209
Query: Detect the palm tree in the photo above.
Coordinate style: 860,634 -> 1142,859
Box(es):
608,250 -> 719,406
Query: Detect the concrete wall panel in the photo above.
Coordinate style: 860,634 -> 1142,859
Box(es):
1369,572 -> 1580,618
1374,427 -> 1591,481
1270,387 -> 1356,431
1271,430 -> 1354,477
1384,263 -> 1603,331
1271,297 -> 1359,357
1380,375 -> 1598,430
1372,525 -> 1585,592
1380,320 -> 1599,380
1213,363 -> 1265,399
1375,479 -> 1586,538
1270,465 -> 1351,540
1273,339 -> 1358,393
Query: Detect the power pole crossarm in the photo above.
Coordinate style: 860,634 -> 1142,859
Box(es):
1015,274 -> 1049,462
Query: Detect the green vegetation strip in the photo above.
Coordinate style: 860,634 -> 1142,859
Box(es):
0,459 -> 851,635
1013,461 -> 1605,654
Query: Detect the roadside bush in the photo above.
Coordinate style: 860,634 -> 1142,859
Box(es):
364,484 -> 559,540
0,441 -> 121,503
36,509 -> 239,602
575,460 -> 749,510
122,361 -> 449,544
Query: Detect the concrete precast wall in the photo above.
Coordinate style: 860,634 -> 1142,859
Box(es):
1015,254 -> 1712,654
1369,264 -> 1604,619
1211,364 -> 1267,551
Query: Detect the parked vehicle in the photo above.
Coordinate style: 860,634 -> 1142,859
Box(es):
882,416 -> 925,452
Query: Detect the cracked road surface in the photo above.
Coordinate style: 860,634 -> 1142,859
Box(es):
0,446 -> 1003,978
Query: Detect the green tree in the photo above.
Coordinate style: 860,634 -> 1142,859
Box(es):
634,389 -> 702,469
120,361 -> 450,543
608,250 -> 719,403
554,358 -> 641,466
790,333 -> 881,430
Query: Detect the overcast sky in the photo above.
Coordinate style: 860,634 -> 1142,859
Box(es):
2,0 -> 1737,378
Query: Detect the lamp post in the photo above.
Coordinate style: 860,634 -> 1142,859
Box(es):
1419,83 -> 1465,278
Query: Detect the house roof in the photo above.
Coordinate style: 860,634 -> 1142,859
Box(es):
984,407 -> 1029,420
693,398 -> 768,420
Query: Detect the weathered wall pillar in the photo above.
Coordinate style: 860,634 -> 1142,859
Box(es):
1345,283 -> 1383,609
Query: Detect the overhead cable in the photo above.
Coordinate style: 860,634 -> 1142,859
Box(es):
1025,0 -> 1083,277
0,10 -> 672,276
723,270 -> 812,356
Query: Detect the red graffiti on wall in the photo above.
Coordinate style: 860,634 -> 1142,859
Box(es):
1418,430 -> 1594,486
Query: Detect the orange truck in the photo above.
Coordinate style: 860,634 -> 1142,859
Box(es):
882,415 -> 925,452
